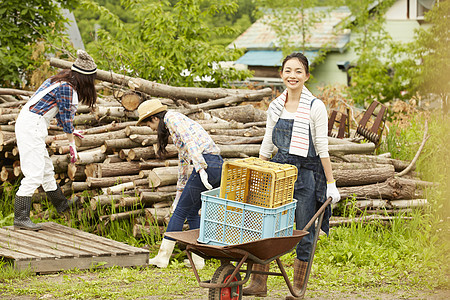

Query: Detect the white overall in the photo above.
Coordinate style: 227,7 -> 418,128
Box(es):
15,83 -> 78,196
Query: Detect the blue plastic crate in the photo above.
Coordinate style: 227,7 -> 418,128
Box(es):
198,188 -> 297,246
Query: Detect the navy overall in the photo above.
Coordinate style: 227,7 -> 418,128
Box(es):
271,113 -> 330,261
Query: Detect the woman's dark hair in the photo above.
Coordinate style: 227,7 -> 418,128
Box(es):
51,69 -> 97,108
281,52 -> 310,75
146,111 -> 169,159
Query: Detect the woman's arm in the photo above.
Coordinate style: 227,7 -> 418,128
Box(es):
320,156 -> 335,183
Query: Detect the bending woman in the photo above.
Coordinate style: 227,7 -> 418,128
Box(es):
14,50 -> 97,231
243,52 -> 341,299
136,99 -> 223,269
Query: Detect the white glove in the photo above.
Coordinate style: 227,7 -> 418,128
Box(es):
199,169 -> 212,190
73,129 -> 85,139
171,190 -> 182,213
69,141 -> 78,163
327,180 -> 341,204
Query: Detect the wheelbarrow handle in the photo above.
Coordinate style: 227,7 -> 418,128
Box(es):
302,197 -> 332,232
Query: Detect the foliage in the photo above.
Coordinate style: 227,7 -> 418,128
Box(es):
0,0 -> 80,88
412,0 -> 450,114
338,0 -> 407,105
77,0 -> 252,87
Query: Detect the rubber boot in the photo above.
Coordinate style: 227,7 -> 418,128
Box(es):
46,185 -> 78,213
285,259 -> 309,300
14,195 -> 42,231
242,263 -> 269,297
148,238 -> 176,268
184,253 -> 205,270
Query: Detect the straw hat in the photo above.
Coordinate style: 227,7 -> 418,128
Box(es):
136,99 -> 168,125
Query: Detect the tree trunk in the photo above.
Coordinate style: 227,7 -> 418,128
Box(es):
208,127 -> 265,137
139,191 -> 176,206
75,129 -> 127,148
50,57 -> 272,102
139,159 -> 178,170
339,154 -> 411,172
334,165 -> 395,186
101,138 -> 142,153
87,175 -> 141,188
97,161 -> 142,177
127,147 -> 156,161
211,135 -> 263,145
218,144 -> 261,157
339,177 -> 416,200
208,105 -> 267,123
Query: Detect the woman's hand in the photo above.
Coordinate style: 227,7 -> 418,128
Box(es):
199,169 -> 213,190
326,180 -> 341,204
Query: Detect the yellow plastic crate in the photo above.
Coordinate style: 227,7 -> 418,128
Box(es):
219,157 -> 298,208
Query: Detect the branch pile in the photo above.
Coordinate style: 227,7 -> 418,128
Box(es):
0,58 -> 433,235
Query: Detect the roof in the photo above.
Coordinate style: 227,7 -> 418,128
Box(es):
227,6 -> 352,57
236,50 -> 319,67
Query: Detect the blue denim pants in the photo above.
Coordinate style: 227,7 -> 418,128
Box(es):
271,118 -> 328,262
164,154 -> 223,240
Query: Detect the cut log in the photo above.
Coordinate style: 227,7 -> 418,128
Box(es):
72,181 -> 89,192
211,135 -> 263,145
90,194 -> 123,210
128,134 -> 158,146
125,126 -> 154,136
139,159 -> 179,170
208,105 -> 267,123
101,138 -> 141,153
102,181 -> 135,194
340,154 -> 411,172
334,165 -> 395,187
95,106 -> 138,119
0,88 -> 34,97
99,209 -> 144,222
50,57 -> 272,102
139,191 -> 176,206
127,147 -> 156,161
339,177 -> 416,200
97,161 -> 142,177
121,92 -> 142,111
76,148 -> 107,165
208,127 -> 265,137
75,129 -> 127,148
218,144 -> 261,157
329,215 -> 413,227
328,143 -> 375,156
145,207 -> 171,224
389,199 -> 427,208
87,175 -> 141,188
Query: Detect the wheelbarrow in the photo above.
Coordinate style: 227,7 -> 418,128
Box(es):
165,197 -> 332,300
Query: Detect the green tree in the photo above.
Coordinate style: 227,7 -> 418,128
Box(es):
413,0 -> 449,114
81,0 -> 251,87
342,0 -> 399,105
0,0 -> 79,88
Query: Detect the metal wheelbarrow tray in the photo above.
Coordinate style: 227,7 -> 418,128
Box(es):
165,198 -> 332,300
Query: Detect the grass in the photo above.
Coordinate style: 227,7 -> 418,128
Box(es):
0,111 -> 449,299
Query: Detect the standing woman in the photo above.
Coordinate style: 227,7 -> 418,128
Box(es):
136,99 -> 223,269
14,50 -> 97,231
243,52 -> 341,299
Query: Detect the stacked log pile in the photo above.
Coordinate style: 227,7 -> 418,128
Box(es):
0,58 -> 434,236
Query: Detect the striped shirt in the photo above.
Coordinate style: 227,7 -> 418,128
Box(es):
29,79 -> 77,133
164,111 -> 220,190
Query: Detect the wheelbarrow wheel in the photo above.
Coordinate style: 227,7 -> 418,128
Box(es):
208,263 -> 242,300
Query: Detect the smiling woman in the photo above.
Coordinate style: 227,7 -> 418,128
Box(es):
243,52 -> 341,298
